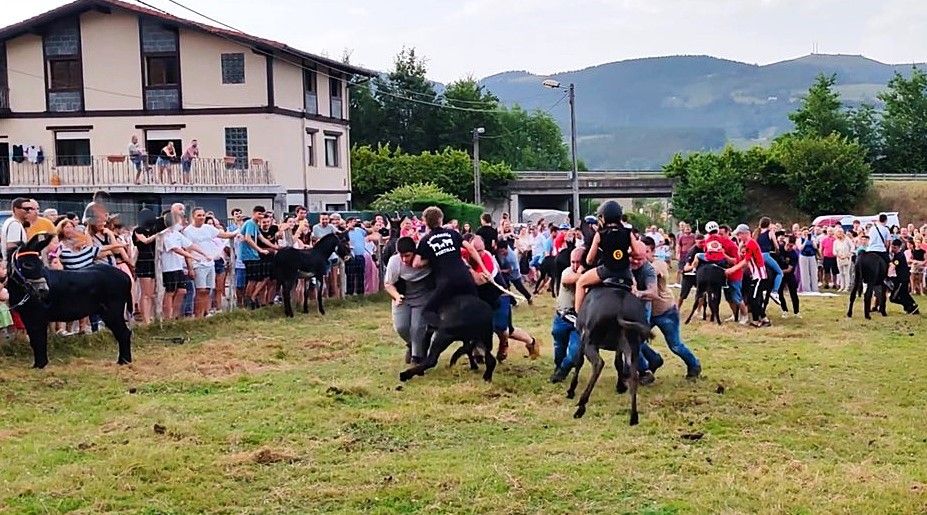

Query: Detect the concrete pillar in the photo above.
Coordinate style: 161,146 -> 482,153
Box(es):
510,193 -> 519,222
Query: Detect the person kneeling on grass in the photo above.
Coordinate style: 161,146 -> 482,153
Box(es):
567,200 -> 644,322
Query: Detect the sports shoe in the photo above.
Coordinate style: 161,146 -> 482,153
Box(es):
550,368 -> 569,384
769,292 -> 781,306
738,317 -> 749,326
724,315 -> 736,323
781,311 -> 790,319
795,313 -> 802,318
639,371 -> 656,386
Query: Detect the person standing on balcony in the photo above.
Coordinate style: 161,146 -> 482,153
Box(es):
157,141 -> 177,185
129,135 -> 149,185
180,140 -> 199,185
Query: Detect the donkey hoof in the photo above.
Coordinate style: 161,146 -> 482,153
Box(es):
398,371 -> 412,382
629,412 -> 639,426
565,390 -> 575,399
616,381 -> 628,394
573,405 -> 586,419
32,361 -> 49,370
482,373 -> 493,382
117,358 -> 132,365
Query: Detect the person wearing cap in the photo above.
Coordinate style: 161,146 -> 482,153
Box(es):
725,224 -> 771,327
889,238 -> 919,314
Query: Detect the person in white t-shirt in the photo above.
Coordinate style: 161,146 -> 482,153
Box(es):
182,207 -> 238,318
161,220 -> 200,320
2,198 -> 31,261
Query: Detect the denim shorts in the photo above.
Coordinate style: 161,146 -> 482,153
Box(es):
727,280 -> 743,304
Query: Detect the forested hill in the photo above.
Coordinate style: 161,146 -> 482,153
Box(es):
478,54 -> 924,169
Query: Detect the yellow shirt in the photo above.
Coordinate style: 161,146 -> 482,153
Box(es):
26,216 -> 56,239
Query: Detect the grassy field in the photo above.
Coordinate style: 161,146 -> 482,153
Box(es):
2,292 -> 927,513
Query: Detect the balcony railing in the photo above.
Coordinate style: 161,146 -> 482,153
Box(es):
6,155 -> 275,187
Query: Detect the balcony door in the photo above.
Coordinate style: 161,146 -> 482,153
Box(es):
144,129 -> 182,166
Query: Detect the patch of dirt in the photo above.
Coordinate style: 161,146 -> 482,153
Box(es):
224,447 -> 301,466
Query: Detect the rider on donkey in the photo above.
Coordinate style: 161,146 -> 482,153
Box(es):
566,200 -> 645,323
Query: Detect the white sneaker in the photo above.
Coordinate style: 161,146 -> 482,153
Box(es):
739,317 -> 749,326
724,315 -> 736,323
795,313 -> 802,319
769,292 -> 781,306
781,312 -> 790,319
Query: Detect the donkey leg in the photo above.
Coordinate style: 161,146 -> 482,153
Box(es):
316,279 -> 326,315
615,351 -> 628,394
481,332 -> 497,382
566,351 -> 583,399
400,332 -> 451,381
685,287 -> 703,324
102,312 -> 133,365
879,285 -> 888,316
712,289 -> 723,325
281,280 -> 294,318
26,322 -> 50,369
847,275 -> 859,317
448,344 -> 469,368
626,333 -> 641,426
574,343 -> 605,419
864,285 -> 873,320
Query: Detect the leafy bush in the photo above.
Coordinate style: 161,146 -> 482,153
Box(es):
664,148 -> 748,226
351,145 -> 514,208
772,134 -> 871,216
370,183 -> 484,227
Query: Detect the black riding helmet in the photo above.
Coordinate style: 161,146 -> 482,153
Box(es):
597,200 -> 623,225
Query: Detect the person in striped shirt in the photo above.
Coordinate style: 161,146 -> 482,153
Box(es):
725,224 -> 771,328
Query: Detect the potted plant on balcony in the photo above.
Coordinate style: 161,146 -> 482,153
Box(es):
223,156 -> 237,167
107,154 -> 126,163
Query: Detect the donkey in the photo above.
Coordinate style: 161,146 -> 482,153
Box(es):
685,263 -> 727,325
272,232 -> 352,317
7,234 -> 133,368
399,294 -> 496,383
569,285 -> 653,425
847,252 -> 888,319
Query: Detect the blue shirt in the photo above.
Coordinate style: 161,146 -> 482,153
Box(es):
239,219 -> 261,261
502,249 -> 521,280
348,227 -> 367,257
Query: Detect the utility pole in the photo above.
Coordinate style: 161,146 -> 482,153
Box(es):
568,83 -> 580,225
473,127 -> 484,205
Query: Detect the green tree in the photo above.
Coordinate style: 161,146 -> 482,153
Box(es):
348,79 -> 384,148
437,78 -> 502,152
878,68 -> 927,174
374,48 -> 444,154
664,149 -> 748,225
772,134 -> 871,216
788,74 -> 851,139
846,102 -> 883,168
485,106 -> 572,170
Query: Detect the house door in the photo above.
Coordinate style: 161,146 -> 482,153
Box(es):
144,129 -> 182,166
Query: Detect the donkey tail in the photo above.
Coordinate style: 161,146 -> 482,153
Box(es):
617,317 -> 654,341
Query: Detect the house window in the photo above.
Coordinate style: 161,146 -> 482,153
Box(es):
43,19 -> 82,112
224,127 -> 249,168
48,59 -> 81,90
140,19 -> 180,110
329,77 -> 343,119
221,53 -> 245,84
324,134 -> 339,167
54,131 -> 91,166
146,55 -> 179,86
304,69 -> 317,115
306,132 -> 315,166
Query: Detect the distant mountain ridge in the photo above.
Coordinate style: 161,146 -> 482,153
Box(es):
477,54 -> 924,169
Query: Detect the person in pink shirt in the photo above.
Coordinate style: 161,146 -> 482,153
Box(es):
819,227 -> 837,289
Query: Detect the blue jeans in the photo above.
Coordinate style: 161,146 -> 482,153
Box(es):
650,307 -> 700,371
551,313 -> 582,371
762,252 -> 783,292
637,303 -> 662,372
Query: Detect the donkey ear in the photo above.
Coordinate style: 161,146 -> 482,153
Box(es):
26,232 -> 54,253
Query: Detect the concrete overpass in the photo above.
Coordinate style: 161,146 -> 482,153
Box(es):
493,170 -> 675,221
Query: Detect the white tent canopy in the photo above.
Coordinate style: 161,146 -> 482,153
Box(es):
521,209 -> 569,226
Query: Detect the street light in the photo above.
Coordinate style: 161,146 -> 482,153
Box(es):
542,79 -> 580,225
473,127 -> 485,205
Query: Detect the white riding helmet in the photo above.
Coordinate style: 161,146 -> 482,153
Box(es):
704,221 -> 719,233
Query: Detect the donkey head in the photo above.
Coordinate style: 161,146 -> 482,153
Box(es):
10,233 -> 54,301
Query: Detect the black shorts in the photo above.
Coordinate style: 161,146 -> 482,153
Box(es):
162,270 -> 186,292
136,258 -> 155,279
822,256 -> 839,275
244,259 -> 267,282
680,274 -> 696,299
595,265 -> 632,283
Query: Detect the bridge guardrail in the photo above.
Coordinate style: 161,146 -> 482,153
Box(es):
515,170 -> 668,180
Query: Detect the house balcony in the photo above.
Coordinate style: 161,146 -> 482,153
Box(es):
1,155 -> 284,196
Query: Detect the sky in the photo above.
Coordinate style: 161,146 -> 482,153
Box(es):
5,0 -> 927,82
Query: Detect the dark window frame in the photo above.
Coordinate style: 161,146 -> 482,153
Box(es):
303,67 -> 318,115
47,57 -> 82,91
42,18 -> 84,112
53,132 -> 91,167
144,54 -> 179,87
306,132 -> 315,166
139,18 -> 182,111
329,76 -> 343,119
324,134 -> 339,168
220,52 -> 245,84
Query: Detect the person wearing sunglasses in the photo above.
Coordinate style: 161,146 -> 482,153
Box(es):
2,197 -> 32,261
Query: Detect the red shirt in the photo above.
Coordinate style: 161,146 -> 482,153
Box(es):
741,238 -> 767,280
710,234 -> 743,281
553,232 -> 567,253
